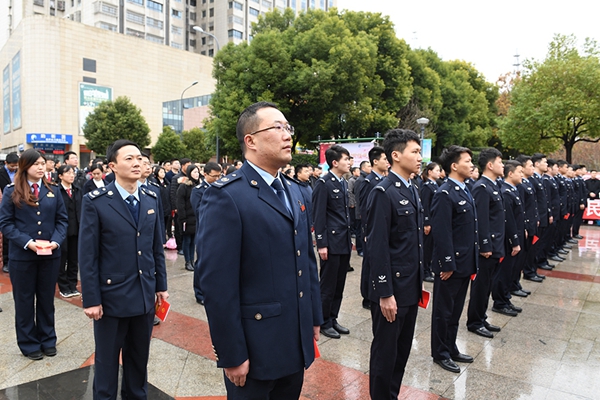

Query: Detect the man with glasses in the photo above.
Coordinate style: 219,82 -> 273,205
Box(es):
197,102 -> 322,399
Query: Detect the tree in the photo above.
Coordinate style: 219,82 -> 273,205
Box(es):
182,127 -> 213,162
83,96 -> 151,154
152,126 -> 186,163
205,9 -> 413,159
499,34 -> 600,162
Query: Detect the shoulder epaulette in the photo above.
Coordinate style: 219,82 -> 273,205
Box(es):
141,186 -> 157,198
282,174 -> 300,186
5,183 -> 14,188
375,186 -> 385,192
149,180 -> 160,187
365,178 -> 371,183
87,186 -> 108,200
481,183 -> 486,188
441,189 -> 449,195
317,177 -> 326,184
212,173 -> 242,188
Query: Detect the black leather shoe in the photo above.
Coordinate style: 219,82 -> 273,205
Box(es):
549,256 -> 564,262
321,327 -> 341,339
574,235 -> 584,239
184,262 -> 194,271
492,307 -> 518,317
538,264 -> 553,271
536,274 -> 546,279
433,358 -> 460,373
153,317 -> 161,326
0,306 -> 2,312
43,347 -> 57,357
557,249 -> 569,255
484,322 -> 501,332
25,351 -> 44,361
521,288 -> 532,295
469,326 -> 493,338
523,275 -> 543,283
509,303 -> 522,313
511,289 -> 528,297
546,263 -> 556,268
451,353 -> 474,363
561,244 -> 573,249
567,239 -> 578,244
332,321 -> 350,335
362,299 -> 371,310
424,275 -> 435,283
2,265 -> 7,273
348,266 -> 354,272
196,298 -> 205,305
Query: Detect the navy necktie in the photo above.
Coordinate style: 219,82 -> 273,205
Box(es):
125,195 -> 139,224
409,184 -> 419,205
271,178 -> 291,215
464,186 -> 474,203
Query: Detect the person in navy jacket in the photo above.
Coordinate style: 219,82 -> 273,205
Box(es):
79,140 -> 168,400
197,102 -> 322,398
365,129 -> 424,399
430,145 -> 478,374
0,149 -> 68,360
466,148 -> 505,337
419,162 -> 441,283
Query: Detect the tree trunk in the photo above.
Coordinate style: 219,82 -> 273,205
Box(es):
564,140 -> 573,163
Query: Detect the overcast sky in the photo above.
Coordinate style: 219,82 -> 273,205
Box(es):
337,0 -> 600,83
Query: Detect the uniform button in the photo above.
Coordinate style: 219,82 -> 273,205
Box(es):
107,279 -> 112,284
36,211 -> 40,215
37,221 -> 41,225
215,356 -> 219,361
332,230 -> 336,234
137,232 -> 140,237
298,270 -> 302,276
491,234 -> 495,238
419,244 -> 422,247
139,270 -> 143,275
254,313 -> 262,320
38,231 -> 42,235
297,250 -> 301,256
395,272 -> 400,277
138,251 -> 142,255
299,291 -> 303,298
35,202 -> 39,206
294,230 -> 297,236
456,252 -> 460,256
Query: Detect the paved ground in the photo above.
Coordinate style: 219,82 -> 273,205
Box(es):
0,224 -> 599,399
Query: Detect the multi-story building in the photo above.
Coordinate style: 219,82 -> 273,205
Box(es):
1,0 -> 337,56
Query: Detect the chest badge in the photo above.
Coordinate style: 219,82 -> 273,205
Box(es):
47,192 -> 55,198
399,199 -> 409,205
333,189 -> 340,193
458,200 -> 466,205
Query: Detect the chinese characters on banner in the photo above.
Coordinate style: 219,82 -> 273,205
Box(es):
584,200 -> 600,220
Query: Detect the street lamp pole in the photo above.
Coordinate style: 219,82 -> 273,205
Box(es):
416,117 -> 429,156
193,25 -> 222,162
180,81 -> 198,133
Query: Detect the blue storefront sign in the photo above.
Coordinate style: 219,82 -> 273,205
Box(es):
26,133 -> 73,144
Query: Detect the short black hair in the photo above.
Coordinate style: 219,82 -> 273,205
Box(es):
90,164 -> 103,173
381,129 -> 420,167
295,162 -> 311,175
547,158 -> 557,168
106,139 -> 140,163
203,161 -> 222,174
236,101 -> 279,153
63,151 -> 77,162
572,164 -> 581,170
180,158 -> 192,166
359,160 -> 370,170
314,165 -> 322,171
438,145 -> 473,175
515,154 -> 531,164
557,159 -> 568,167
325,145 -> 350,168
141,152 -> 150,160
531,153 -> 546,166
368,146 -> 385,165
421,162 -> 440,181
478,148 -> 503,170
350,166 -> 359,174
57,164 -> 74,176
5,152 -> 19,164
504,160 -> 522,177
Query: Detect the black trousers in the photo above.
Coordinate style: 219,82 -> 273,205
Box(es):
431,275 -> 470,360
319,253 -> 350,328
492,252 -> 517,309
10,257 -> 60,355
467,256 -> 499,330
173,213 -> 183,250
573,207 -> 585,236
523,233 -> 538,278
93,311 -> 154,400
535,225 -> 551,267
58,235 -> 79,293
370,302 -> 418,400
556,218 -> 569,248
354,218 -> 363,254
224,370 -> 304,400
423,231 -> 434,276
511,238 -> 529,292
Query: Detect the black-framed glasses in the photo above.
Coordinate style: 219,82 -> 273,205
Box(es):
248,123 -> 295,136
207,173 -> 222,179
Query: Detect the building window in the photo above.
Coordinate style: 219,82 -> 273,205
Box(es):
328,0 -> 333,7
101,3 -> 118,16
319,0 -> 324,9
171,42 -> 183,49
209,7 -> 214,17
228,29 -> 243,39
209,24 -> 214,31
202,10 -> 206,17
262,0 -> 271,8
290,0 -> 296,10
126,28 -> 145,38
249,7 -> 259,16
83,76 -> 97,84
34,0 -> 44,6
208,49 -> 214,56
171,25 -> 182,35
99,22 -> 117,31
229,15 -> 244,24
301,0 -> 306,10
83,58 -> 96,73
127,0 -> 143,5
201,37 -> 206,45
310,0 -> 315,9
172,9 -> 182,18
228,1 -> 243,10
200,50 -> 206,55
147,0 -> 163,12
190,12 -> 196,20
147,16 -> 164,29
126,10 -> 145,24
146,34 -> 164,44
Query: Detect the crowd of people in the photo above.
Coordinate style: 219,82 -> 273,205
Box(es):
0,101 -> 599,399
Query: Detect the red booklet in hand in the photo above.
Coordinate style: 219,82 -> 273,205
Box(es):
314,338 -> 320,358
155,299 -> 171,322
36,240 -> 52,256
418,289 -> 431,309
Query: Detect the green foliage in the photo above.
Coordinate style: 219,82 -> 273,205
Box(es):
152,126 -> 186,163
291,153 -> 318,167
83,96 -> 151,154
499,34 -> 600,162
182,127 -> 214,163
